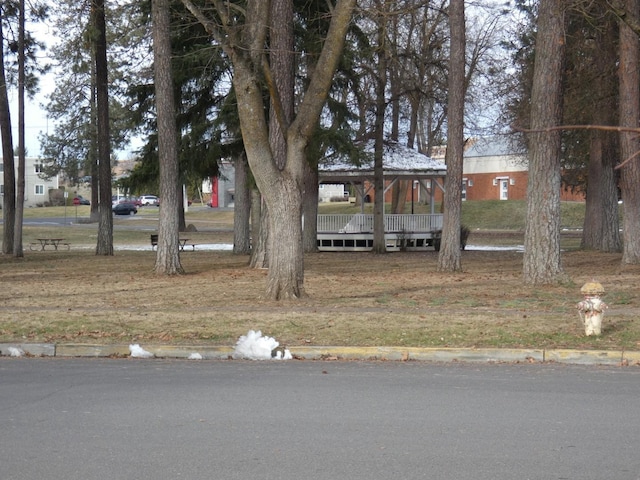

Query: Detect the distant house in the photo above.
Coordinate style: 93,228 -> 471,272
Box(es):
0,157 -> 60,208
433,136 -> 585,202
318,184 -> 347,202
204,161 -> 235,208
205,164 -> 347,207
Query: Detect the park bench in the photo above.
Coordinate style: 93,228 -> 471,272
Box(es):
150,233 -> 197,251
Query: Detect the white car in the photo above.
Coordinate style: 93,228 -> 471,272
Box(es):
139,195 -> 159,206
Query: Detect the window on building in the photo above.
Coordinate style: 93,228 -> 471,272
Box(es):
34,163 -> 43,173
35,184 -> 45,195
461,179 -> 468,201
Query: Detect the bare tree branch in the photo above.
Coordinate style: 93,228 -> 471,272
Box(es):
513,123 -> 640,169
180,0 -> 236,56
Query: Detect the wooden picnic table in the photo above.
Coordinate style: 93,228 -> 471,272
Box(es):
30,238 -> 70,251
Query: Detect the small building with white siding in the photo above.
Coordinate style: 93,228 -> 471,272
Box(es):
0,157 -> 60,208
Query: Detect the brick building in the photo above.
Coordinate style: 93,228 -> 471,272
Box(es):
440,136 -> 585,202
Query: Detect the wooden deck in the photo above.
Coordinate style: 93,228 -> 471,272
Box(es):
316,214 -> 443,252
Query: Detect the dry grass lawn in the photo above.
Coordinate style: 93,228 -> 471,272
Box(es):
1,228 -> 639,351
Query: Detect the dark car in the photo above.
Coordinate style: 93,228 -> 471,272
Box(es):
73,195 -> 90,205
112,202 -> 138,215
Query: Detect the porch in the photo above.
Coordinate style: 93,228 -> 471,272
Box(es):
316,213 -> 443,251
317,141 -> 447,252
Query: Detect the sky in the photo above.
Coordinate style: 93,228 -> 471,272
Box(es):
9,76 -> 54,157
6,15 -> 56,158
7,17 -> 139,159
9,71 -> 140,159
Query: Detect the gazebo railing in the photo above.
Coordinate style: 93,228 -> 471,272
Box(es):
317,214 -> 443,234
384,214 -> 443,232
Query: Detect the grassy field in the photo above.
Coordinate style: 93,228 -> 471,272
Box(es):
14,200 -> 586,249
318,199 -> 588,229
1,200 -> 637,352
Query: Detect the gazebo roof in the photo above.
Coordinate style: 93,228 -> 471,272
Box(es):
319,141 -> 446,182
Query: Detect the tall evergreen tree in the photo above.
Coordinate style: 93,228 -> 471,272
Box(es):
438,0 -> 465,272
14,0 -> 25,257
42,0 -> 133,221
152,0 -> 184,274
0,5 -> 16,254
0,0 -> 47,254
94,0 -> 113,256
568,4 -> 621,252
371,0 -> 390,254
121,0 -> 227,234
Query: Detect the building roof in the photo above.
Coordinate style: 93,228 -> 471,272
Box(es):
463,135 -> 526,158
319,141 -> 446,182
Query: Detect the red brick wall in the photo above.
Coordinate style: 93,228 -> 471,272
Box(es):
361,171 -> 585,204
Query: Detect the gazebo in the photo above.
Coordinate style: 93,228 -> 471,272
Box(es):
317,142 -> 447,251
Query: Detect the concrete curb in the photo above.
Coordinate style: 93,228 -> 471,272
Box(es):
1,343 -> 639,366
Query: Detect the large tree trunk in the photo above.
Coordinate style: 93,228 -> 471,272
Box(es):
437,0 -> 465,272
257,0 -> 301,296
523,0 -> 566,284
184,0 -> 355,299
619,0 -> 640,265
94,0 -> 113,256
237,86 -> 301,289
582,12 -> 620,252
152,0 -> 184,274
233,152 -> 251,254
266,164 -> 304,298
0,7 -> 15,255
582,128 -> 621,252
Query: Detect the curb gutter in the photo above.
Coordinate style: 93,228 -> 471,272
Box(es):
1,343 -> 639,366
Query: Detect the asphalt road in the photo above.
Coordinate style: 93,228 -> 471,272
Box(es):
1,359 -> 639,480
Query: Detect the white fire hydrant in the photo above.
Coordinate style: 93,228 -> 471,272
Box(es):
576,281 -> 608,336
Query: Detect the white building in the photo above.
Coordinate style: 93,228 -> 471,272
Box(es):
0,157 -> 60,208
318,184 -> 347,202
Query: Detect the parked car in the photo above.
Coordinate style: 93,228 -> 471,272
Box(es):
139,195 -> 159,206
112,195 -> 140,206
112,202 -> 138,215
73,195 -> 90,205
112,194 -> 127,206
